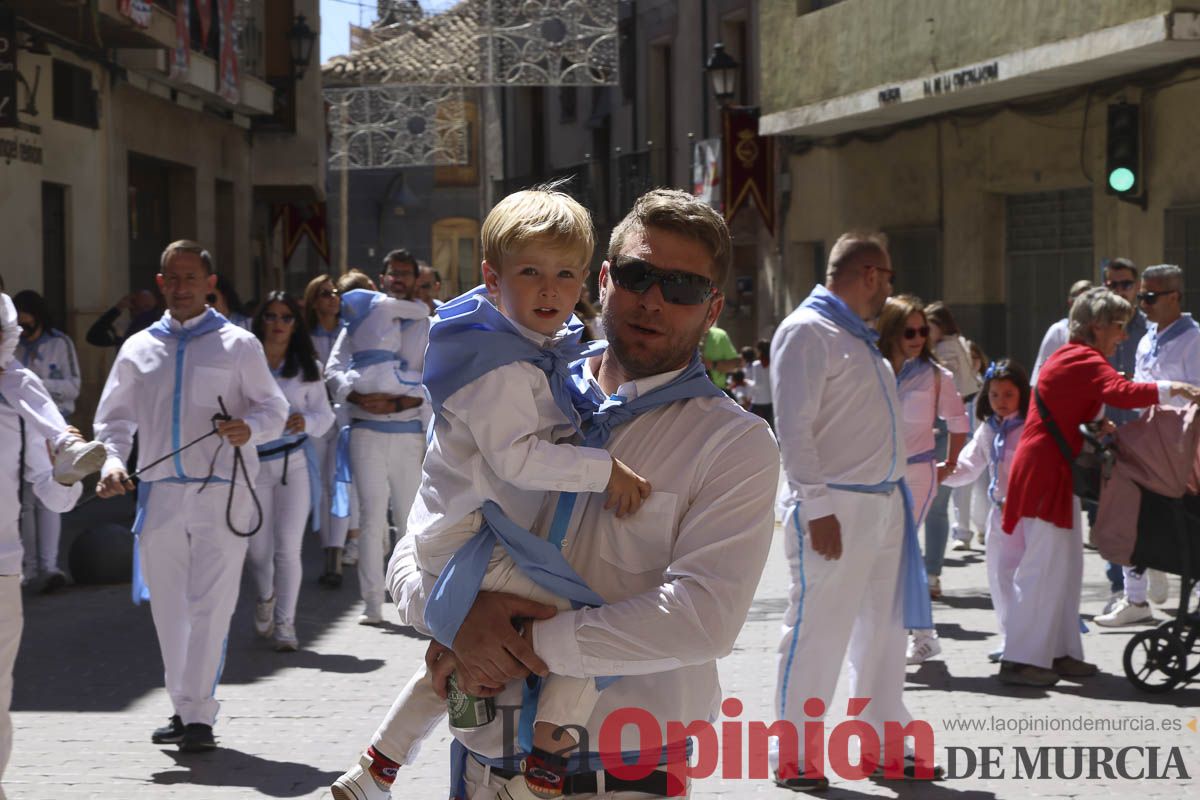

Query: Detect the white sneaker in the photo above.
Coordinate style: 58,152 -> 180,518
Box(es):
330,751 -> 393,800
342,538 -> 360,566
1095,596 -> 1154,627
51,437 -> 107,485
1147,569 -> 1169,605
254,595 -> 276,638
976,529 -> 986,546
1102,591 -> 1124,615
358,602 -> 384,626
951,528 -> 972,550
273,622 -> 298,652
497,773 -> 553,800
906,632 -> 942,665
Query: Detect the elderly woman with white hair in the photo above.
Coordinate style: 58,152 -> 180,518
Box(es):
998,287 -> 1200,687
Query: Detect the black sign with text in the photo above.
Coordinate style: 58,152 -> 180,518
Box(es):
0,8 -> 15,128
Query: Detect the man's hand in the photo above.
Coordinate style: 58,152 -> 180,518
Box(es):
97,468 -> 136,498
284,412 -> 306,434
425,641 -> 504,700
1169,382 -> 1200,404
348,391 -> 423,415
604,457 -> 651,518
216,418 -> 252,447
451,591 -> 557,686
808,514 -> 842,560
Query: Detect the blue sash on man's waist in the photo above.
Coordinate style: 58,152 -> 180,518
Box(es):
257,432 -> 322,532
350,349 -> 406,371
906,448 -> 937,465
131,475 -> 231,606
331,418 -> 424,518
827,478 -> 934,630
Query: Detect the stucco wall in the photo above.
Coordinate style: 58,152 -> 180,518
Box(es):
761,0 -> 1176,115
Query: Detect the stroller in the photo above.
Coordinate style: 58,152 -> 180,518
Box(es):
1092,404 -> 1200,693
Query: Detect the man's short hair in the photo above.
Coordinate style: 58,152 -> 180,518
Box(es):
826,231 -> 889,280
1141,263 -> 1184,292
1068,279 -> 1094,304
1104,257 -> 1138,279
382,249 -> 418,272
161,240 -> 214,273
338,269 -> 374,293
608,189 -> 733,290
483,183 -> 595,270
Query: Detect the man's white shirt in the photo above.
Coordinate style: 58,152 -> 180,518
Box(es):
770,305 -> 905,523
1031,317 -> 1069,386
1134,315 -> 1200,408
390,356 -> 780,753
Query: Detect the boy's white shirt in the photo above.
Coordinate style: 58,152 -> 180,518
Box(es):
93,310 -> 289,485
409,315 -> 613,569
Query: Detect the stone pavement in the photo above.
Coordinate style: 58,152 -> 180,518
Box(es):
4,507 -> 1199,799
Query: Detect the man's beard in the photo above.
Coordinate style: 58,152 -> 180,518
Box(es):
600,303 -> 708,380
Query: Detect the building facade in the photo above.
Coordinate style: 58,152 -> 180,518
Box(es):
760,0 -> 1200,365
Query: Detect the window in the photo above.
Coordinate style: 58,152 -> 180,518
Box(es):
1164,207 -> 1200,312
52,60 -> 97,129
431,218 -> 480,297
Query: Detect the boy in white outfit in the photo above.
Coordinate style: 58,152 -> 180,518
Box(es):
94,240 -> 288,753
332,188 -> 650,800
336,287 -> 429,398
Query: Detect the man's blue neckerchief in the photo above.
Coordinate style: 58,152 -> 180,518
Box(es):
986,414 -> 1024,506
799,285 -> 932,630
423,285 -> 596,431
335,289 -> 383,337
146,308 -> 228,341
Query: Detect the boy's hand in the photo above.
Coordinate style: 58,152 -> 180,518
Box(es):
604,457 -> 652,518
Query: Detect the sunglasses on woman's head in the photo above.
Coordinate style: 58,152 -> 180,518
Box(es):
609,257 -> 717,305
1137,289 -> 1178,306
263,312 -> 295,324
904,325 -> 930,340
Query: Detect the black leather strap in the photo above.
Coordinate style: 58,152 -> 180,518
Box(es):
1033,387 -> 1075,465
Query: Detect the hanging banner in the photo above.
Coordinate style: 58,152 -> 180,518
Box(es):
169,0 -> 191,80
274,203 -> 330,266
217,0 -> 240,104
118,0 -> 153,28
196,0 -> 213,49
692,138 -> 721,210
722,107 -> 774,235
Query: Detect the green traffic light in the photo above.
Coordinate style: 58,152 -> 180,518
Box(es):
1109,167 -> 1136,193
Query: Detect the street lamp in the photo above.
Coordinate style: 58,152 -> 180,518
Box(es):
288,15 -> 317,81
705,42 -> 740,105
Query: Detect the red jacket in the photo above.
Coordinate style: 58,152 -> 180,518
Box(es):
1002,342 -> 1159,532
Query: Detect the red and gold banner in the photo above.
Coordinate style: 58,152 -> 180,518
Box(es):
196,0 -> 213,48
217,0 -> 239,104
275,203 -> 330,266
169,0 -> 190,80
722,107 -> 775,235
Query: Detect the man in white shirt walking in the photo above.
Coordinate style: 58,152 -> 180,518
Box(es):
1031,279 -> 1095,385
770,231 -> 939,790
94,240 -> 288,752
1097,263 -> 1200,627
384,189 -> 780,799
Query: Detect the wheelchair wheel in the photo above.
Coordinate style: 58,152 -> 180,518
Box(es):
1124,627 -> 1187,693
1179,622 -> 1200,681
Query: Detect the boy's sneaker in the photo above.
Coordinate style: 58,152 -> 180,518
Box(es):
498,774 -> 558,800
342,538 -> 360,566
178,723 -> 216,752
1095,597 -> 1154,627
254,595 -> 276,638
1101,591 -> 1124,615
950,528 -> 973,551
906,633 -> 942,665
273,622 -> 298,652
151,714 -> 185,744
51,437 -> 107,485
331,749 -> 397,800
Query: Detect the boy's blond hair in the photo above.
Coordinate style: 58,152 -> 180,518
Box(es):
482,183 -> 595,270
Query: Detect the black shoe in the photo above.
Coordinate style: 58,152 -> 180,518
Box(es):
178,723 -> 216,752
774,775 -> 830,792
325,571 -> 343,589
151,715 -> 185,744
40,572 -> 68,594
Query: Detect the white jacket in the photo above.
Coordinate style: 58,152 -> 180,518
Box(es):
16,329 -> 81,416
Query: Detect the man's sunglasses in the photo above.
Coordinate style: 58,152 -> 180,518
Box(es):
1137,289 -> 1178,306
904,325 -> 930,340
609,258 -> 716,305
1105,279 -> 1136,291
263,312 -> 295,324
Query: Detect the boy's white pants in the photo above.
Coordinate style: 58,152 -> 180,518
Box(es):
374,536 -> 598,764
19,488 -> 61,576
246,456 -> 310,627
772,488 -> 911,773
1002,507 -> 1085,670
349,428 -> 423,607
0,575 -> 21,784
138,481 -> 252,726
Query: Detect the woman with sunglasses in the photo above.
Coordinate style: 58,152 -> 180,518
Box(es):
878,295 -> 970,665
247,291 -> 335,650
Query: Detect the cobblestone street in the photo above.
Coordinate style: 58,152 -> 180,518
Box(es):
5,507 -> 1199,799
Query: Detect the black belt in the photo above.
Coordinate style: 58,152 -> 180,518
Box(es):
485,762 -> 674,796
257,436 -> 307,485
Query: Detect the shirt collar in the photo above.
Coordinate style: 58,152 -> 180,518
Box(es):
166,307 -> 212,331
580,356 -> 688,401
508,315 -> 572,347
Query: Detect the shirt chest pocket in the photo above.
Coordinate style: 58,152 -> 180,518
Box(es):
190,366 -> 231,410
903,388 -> 933,425
594,491 -> 679,574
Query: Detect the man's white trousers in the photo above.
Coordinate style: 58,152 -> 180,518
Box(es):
349,428 -> 423,607
773,488 -> 910,772
138,482 -> 251,726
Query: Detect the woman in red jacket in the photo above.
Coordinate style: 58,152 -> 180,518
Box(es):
1000,288 -> 1200,687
